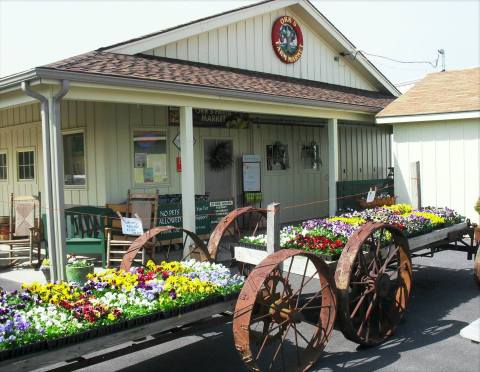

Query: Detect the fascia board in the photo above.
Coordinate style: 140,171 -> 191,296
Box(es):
376,111 -> 480,124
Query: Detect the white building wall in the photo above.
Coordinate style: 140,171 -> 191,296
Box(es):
143,7 -> 377,91
393,118 -> 480,222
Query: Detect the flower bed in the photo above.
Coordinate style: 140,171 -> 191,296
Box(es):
0,260 -> 243,359
240,204 -> 464,257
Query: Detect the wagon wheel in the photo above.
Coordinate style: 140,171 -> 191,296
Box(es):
208,207 -> 267,270
233,249 -> 336,371
335,222 -> 412,346
119,226 -> 211,272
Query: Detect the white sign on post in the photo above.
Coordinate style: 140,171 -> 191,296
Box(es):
121,217 -> 144,236
366,189 -> 376,203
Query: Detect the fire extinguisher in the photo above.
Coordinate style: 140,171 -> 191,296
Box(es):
176,156 -> 182,172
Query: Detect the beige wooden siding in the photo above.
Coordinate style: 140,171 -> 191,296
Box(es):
393,118 -> 480,222
144,7 -> 376,91
0,101 -> 107,215
338,124 -> 392,181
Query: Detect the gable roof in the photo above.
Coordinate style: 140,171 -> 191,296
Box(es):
377,67 -> 480,119
100,0 -> 400,96
42,51 -> 394,112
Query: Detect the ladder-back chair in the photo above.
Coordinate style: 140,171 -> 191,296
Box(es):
106,190 -> 159,267
0,193 -> 42,266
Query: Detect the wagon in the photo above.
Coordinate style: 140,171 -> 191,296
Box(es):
1,204 -> 477,371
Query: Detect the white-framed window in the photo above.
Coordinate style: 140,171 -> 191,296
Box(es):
132,130 -> 168,184
17,149 -> 35,181
63,131 -> 86,186
0,151 -> 7,181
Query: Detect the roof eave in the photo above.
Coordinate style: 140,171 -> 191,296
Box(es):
35,67 -> 383,113
376,110 -> 480,124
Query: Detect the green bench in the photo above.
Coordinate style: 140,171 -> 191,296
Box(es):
65,206 -> 115,267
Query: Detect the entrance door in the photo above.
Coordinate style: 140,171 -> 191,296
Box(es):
204,139 -> 233,200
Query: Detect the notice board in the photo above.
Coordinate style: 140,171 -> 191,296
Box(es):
242,155 -> 261,192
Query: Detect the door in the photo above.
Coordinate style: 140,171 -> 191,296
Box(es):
203,139 -> 233,200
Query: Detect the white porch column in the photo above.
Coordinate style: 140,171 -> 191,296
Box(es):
48,82 -> 69,281
328,118 -> 339,216
179,106 -> 196,258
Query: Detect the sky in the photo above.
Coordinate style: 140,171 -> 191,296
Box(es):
0,0 -> 479,89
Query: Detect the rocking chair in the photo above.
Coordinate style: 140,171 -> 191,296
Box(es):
0,193 -> 42,266
106,190 -> 159,267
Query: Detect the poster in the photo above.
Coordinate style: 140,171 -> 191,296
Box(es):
134,153 -> 146,168
143,167 -> 154,183
134,168 -> 144,183
147,154 -> 167,182
243,162 -> 261,192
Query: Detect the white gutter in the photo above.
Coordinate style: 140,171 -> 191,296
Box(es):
376,110 -> 480,124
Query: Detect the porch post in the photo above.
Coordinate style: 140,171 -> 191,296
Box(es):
328,118 -> 339,216
48,82 -> 69,280
179,106 -> 196,258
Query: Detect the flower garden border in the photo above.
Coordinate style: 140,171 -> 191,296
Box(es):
0,296 -> 237,369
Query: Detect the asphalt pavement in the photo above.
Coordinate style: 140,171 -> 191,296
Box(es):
1,250 -> 479,372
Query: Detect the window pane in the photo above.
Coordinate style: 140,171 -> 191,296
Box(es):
0,154 -> 6,180
133,131 -> 167,184
63,133 -> 86,186
18,151 -> 35,180
266,143 -> 289,171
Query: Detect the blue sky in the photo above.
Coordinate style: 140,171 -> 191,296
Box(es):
1,0 -> 479,88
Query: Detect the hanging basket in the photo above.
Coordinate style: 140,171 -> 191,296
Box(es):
208,142 -> 233,171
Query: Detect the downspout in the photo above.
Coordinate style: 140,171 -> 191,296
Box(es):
21,80 -> 70,281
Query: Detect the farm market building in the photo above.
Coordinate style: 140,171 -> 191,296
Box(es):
377,67 -> 480,222
0,0 -> 398,270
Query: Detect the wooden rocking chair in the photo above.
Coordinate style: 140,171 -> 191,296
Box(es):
106,190 -> 159,267
0,193 -> 42,266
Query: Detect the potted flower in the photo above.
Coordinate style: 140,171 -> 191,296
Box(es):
66,256 -> 94,285
40,258 -> 51,282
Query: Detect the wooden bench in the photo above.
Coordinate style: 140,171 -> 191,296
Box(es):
65,206 -> 115,267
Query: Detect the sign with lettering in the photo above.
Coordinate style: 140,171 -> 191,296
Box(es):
157,201 -> 211,239
168,107 -> 250,128
272,16 -> 304,64
209,199 -> 235,224
121,217 -> 144,236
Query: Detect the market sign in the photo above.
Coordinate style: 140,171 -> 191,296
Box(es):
271,16 -> 304,64
168,107 -> 250,129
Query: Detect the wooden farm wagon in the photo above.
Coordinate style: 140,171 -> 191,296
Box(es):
1,204 -> 478,371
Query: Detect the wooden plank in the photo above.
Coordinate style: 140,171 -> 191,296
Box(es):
408,222 -> 468,251
1,300 -> 235,371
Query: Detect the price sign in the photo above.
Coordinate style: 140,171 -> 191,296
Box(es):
366,189 -> 376,203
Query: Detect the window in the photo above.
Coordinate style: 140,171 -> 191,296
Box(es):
0,152 -> 7,180
63,132 -> 86,186
17,150 -> 35,180
266,142 -> 289,171
133,130 -> 168,184
301,142 -> 322,170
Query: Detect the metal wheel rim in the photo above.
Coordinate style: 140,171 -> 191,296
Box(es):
335,222 -> 412,346
233,249 -> 336,371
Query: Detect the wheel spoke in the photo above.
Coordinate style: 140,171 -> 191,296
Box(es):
298,283 -> 330,312
268,324 -> 291,371
350,287 -> 374,319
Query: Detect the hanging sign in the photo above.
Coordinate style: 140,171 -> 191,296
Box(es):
366,189 -> 376,203
121,217 -> 144,236
271,16 -> 304,64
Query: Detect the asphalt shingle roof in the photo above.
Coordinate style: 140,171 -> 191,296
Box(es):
44,51 -> 395,112
378,67 -> 480,117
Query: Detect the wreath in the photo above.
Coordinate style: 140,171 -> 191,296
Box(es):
208,142 -> 233,171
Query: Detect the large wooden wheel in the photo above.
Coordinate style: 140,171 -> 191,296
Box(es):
335,222 -> 412,346
233,249 -> 336,371
119,226 -> 211,272
208,207 -> 267,267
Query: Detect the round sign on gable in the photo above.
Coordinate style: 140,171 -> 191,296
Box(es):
271,16 -> 304,64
